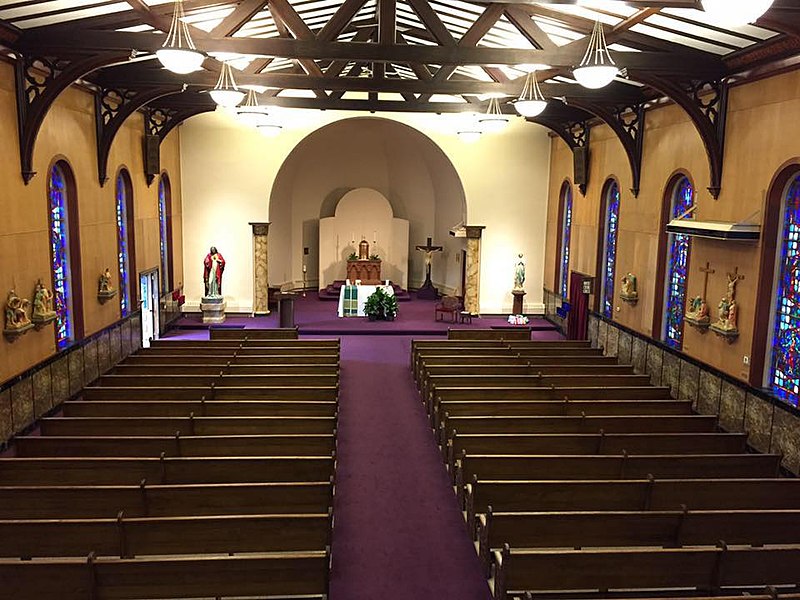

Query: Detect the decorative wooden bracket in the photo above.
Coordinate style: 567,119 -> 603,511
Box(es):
95,85 -> 184,186
143,103 -> 215,184
566,99 -> 647,198
14,52 -> 131,184
633,73 -> 729,199
528,115 -> 591,196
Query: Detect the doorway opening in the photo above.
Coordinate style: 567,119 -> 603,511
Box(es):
139,269 -> 160,348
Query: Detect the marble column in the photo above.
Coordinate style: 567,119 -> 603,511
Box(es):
464,225 -> 485,316
250,222 -> 270,315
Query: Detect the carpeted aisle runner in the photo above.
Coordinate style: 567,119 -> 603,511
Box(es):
329,335 -> 492,600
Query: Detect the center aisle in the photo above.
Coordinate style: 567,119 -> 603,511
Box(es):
329,335 -> 492,600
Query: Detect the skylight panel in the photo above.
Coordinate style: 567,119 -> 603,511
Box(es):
644,13 -> 756,48
630,23 -> 732,55
660,7 -> 779,40
2,1 -> 130,27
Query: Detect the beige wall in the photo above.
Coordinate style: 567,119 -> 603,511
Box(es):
0,61 -> 183,384
180,109 -> 551,314
545,68 -> 800,383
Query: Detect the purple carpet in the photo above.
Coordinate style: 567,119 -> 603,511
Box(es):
329,336 -> 492,600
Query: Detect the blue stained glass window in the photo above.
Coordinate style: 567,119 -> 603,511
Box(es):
559,186 -> 573,298
664,177 -> 694,349
48,164 -> 72,349
116,174 -> 131,317
158,177 -> 169,292
602,182 -> 621,318
769,175 -> 800,407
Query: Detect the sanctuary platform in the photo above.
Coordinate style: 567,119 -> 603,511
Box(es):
170,294 -> 559,337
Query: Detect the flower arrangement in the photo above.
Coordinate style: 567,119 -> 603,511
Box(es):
507,314 -> 529,325
364,287 -> 398,321
347,252 -> 358,261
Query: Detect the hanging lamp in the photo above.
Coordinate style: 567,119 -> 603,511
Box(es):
210,61 -> 245,108
573,19 -> 618,90
236,89 -> 270,127
701,0 -> 774,26
156,0 -> 205,74
478,97 -> 510,133
514,69 -> 548,118
258,123 -> 283,138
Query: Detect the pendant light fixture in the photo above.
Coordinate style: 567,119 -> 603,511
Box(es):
514,69 -> 548,118
573,19 -> 618,90
701,0 -> 774,26
478,96 -> 510,133
258,123 -> 283,138
156,0 -> 205,74
210,61 -> 245,108
236,89 -> 270,127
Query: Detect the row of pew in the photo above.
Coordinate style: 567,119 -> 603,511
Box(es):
0,329 -> 339,599
412,331 -> 800,600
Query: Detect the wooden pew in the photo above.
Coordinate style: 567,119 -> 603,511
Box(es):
448,328 -> 532,340
112,363 -> 339,376
456,454 -> 781,488
0,456 -> 336,485
0,550 -> 330,600
148,339 -> 338,349
0,512 -> 332,558
93,373 -> 340,388
465,478 -> 800,532
141,346 -> 339,356
414,354 -> 620,381
38,416 -> 337,436
210,327 -> 299,340
477,509 -> 800,575
15,433 -> 337,457
435,386 -> 672,403
490,544 -> 800,600
0,481 -> 334,519
81,386 -> 339,401
438,399 -> 692,418
63,399 -> 338,417
124,353 -> 340,365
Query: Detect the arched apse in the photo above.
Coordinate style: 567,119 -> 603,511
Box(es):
268,117 -> 467,293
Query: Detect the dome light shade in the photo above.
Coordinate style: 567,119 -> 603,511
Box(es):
457,130 -> 481,143
701,0 -> 774,26
514,71 -> 548,117
236,89 -> 270,126
157,1 -> 205,75
573,20 -> 618,90
479,97 -> 510,133
258,124 -> 283,138
210,61 -> 244,108
156,48 -> 204,74
573,65 -> 619,89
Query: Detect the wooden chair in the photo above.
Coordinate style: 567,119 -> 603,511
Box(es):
435,295 -> 461,322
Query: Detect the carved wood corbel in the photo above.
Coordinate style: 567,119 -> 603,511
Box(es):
633,73 -> 729,199
530,116 -> 592,196
95,85 -> 184,186
566,100 -> 646,198
14,52 -> 132,184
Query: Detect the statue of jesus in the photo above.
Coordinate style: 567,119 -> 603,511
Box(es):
203,246 -> 226,297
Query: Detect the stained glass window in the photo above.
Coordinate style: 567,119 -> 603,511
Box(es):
48,164 -> 72,349
116,173 -> 131,317
663,176 -> 694,349
602,181 -> 621,318
158,176 -> 170,292
769,175 -> 800,407
559,185 -> 573,298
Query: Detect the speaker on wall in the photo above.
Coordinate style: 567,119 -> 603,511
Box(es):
143,135 -> 160,179
573,146 -> 589,187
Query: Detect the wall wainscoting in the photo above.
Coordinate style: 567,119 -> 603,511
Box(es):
0,311 -> 143,446
587,312 -> 800,476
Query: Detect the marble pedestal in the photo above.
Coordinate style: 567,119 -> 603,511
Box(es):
512,289 -> 526,314
201,296 -> 226,324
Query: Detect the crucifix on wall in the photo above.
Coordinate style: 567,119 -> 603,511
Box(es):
415,237 -> 443,300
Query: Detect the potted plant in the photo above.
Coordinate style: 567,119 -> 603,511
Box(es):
364,287 -> 398,321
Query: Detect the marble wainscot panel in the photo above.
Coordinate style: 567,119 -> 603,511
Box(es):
69,350 -> 84,396
121,319 -> 132,357
598,319 -> 608,352
646,344 -> 663,387
588,317 -> 598,348
631,337 -> 646,374
10,378 -> 33,435
109,325 -> 121,364
606,325 -> 619,357
718,381 -> 746,433
697,371 -> 722,416
744,393 -> 775,454
83,338 -> 99,385
52,356 -> 70,406
617,331 -> 632,364
661,352 -> 680,397
98,331 -> 111,374
0,388 -> 11,442
678,360 -> 700,407
32,367 -> 52,419
771,407 -> 800,475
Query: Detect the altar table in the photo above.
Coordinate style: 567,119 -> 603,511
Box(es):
337,284 -> 395,317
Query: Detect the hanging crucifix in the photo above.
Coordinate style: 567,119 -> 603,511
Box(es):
415,237 -> 443,299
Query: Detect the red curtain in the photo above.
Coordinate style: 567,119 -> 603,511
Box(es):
566,272 -> 589,340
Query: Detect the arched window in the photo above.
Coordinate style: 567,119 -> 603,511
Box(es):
600,180 -> 621,318
48,161 -> 82,349
556,182 -> 573,298
767,174 -> 800,406
115,169 -> 135,316
663,176 -> 694,349
158,174 -> 172,292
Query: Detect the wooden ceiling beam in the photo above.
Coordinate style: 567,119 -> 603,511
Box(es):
406,0 -> 455,46
317,0 -> 368,42
210,0 -> 268,37
504,7 -> 557,51
378,0 -> 396,45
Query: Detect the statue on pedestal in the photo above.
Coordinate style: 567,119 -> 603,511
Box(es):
31,279 -> 57,325
513,254 -> 526,291
685,294 -> 710,329
203,246 -> 226,298
619,272 -> 639,304
98,267 -> 118,301
4,290 -> 33,338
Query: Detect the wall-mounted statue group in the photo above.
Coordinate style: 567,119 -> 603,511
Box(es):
3,279 -> 57,341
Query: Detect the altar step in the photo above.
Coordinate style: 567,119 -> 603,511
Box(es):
318,280 -> 411,302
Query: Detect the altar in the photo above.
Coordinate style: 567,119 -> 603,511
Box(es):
338,283 -> 395,317
346,259 -> 381,285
